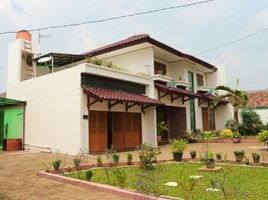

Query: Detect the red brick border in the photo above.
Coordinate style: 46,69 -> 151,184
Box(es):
37,171 -> 167,200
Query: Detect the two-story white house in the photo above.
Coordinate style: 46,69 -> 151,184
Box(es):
5,30 -> 232,154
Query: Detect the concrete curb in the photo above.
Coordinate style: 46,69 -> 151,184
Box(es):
37,171 -> 167,200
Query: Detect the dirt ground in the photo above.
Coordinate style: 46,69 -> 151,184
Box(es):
0,152 -> 128,200
0,142 -> 267,200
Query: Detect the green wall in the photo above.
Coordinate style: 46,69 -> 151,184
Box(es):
0,110 -> 4,150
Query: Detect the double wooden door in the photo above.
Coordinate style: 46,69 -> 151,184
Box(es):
88,111 -> 141,152
112,112 -> 141,150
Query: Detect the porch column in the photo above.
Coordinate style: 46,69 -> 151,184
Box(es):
141,107 -> 157,147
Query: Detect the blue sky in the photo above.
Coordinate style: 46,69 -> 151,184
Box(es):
0,0 -> 268,93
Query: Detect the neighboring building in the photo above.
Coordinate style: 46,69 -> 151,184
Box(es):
4,30 -> 232,154
247,89 -> 268,124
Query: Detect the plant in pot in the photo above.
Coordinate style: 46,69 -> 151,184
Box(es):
190,150 -> 197,159
252,152 -> 260,164
157,121 -> 168,142
216,153 -> 222,160
52,159 -> 62,171
170,139 -> 188,162
206,151 -> 215,169
234,150 -> 245,162
232,132 -> 241,143
112,153 -> 120,164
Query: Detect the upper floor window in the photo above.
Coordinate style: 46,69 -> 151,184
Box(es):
154,61 -> 166,75
197,74 -> 204,86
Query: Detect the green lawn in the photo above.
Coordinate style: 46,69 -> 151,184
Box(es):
66,163 -> 268,200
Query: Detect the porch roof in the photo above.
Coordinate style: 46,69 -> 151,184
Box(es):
0,97 -> 26,108
83,87 -> 163,106
155,83 -> 201,99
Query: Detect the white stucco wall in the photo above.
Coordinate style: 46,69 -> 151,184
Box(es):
253,109 -> 268,124
215,104 -> 234,130
20,65 -> 84,154
101,47 -> 154,76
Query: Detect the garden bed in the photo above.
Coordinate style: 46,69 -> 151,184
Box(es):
39,160 -> 268,200
61,163 -> 268,200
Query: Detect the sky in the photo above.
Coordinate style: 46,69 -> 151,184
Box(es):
0,0 -> 268,93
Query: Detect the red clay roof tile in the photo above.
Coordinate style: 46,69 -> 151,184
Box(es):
83,34 -> 217,71
247,89 -> 268,108
83,87 -> 163,105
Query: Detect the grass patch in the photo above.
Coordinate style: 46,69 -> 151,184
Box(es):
66,163 -> 268,200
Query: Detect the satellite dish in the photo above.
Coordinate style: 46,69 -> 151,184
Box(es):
38,56 -> 51,63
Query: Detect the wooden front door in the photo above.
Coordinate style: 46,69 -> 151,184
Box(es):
112,112 -> 141,150
125,113 -> 141,149
202,107 -> 215,131
167,106 -> 187,138
88,111 -> 107,152
112,112 -> 125,150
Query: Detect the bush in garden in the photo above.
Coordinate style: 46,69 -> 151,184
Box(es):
225,119 -> 237,132
239,108 -> 264,135
221,129 -> 233,138
96,156 -> 103,167
138,143 -> 161,170
85,170 -> 93,181
257,130 -> 268,147
73,157 -> 81,171
112,168 -> 127,188
134,165 -> 163,196
127,153 -> 133,165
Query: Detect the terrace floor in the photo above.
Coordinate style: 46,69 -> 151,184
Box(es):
0,142 -> 267,199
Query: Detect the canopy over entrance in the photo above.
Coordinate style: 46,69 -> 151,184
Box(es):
0,97 -> 26,108
83,86 -> 163,112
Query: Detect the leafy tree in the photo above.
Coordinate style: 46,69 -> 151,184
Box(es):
239,108 -> 263,135
215,79 -> 248,131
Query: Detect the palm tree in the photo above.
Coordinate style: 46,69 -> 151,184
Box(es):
214,79 -> 248,131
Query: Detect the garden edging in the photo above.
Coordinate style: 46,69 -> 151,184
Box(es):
37,171 -> 168,200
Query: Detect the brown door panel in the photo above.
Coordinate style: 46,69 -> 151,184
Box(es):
89,111 -> 107,152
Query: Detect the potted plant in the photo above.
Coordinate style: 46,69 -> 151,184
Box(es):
127,153 -> 133,165
234,150 -> 245,162
216,153 -> 222,160
170,139 -> 188,161
232,132 -> 241,143
206,151 -> 215,169
52,159 -> 61,171
190,150 -> 197,159
157,121 -> 168,142
252,152 -> 260,164
112,153 -> 120,164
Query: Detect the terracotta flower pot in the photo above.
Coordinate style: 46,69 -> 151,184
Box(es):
233,138 -> 241,143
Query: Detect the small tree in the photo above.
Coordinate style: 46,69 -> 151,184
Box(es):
215,79 -> 248,131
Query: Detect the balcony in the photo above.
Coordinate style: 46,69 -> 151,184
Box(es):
152,74 -> 173,83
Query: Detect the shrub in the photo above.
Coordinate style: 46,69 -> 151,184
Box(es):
135,165 -> 163,196
138,143 -> 161,170
221,129 -> 233,138
190,150 -> 197,159
258,130 -> 268,147
73,158 -> 81,170
127,153 -> 133,165
225,119 -> 236,132
252,152 -> 260,163
113,168 -> 127,188
184,129 -> 203,142
216,153 -> 222,160
170,139 -> 188,153
52,159 -> 61,171
232,132 -> 241,138
96,156 -> 103,167
112,154 -> 120,164
239,108 -> 263,135
85,170 -> 93,181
